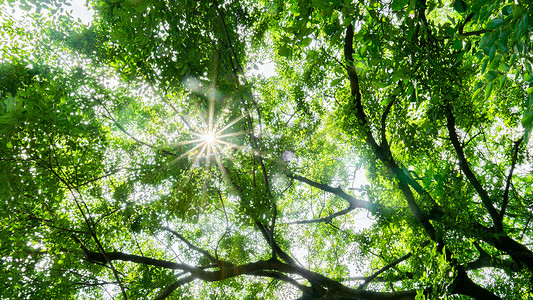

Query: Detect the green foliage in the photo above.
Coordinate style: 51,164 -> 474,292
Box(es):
1,0 -> 533,299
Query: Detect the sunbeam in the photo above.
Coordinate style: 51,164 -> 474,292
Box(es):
166,91 -> 250,179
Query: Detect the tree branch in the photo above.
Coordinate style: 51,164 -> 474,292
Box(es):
450,266 -> 501,300
340,273 -> 414,283
469,223 -> 533,271
75,247 -> 422,300
380,96 -> 396,148
500,137 -> 523,220
457,13 -> 474,35
286,206 -> 355,225
161,226 -> 224,266
342,24 -> 502,299
343,24 -> 436,241
255,221 -> 297,266
465,254 -> 522,272
445,106 -> 502,231
459,29 -> 490,37
153,276 -> 196,300
251,270 -> 314,295
358,240 -> 430,290
286,172 -> 387,214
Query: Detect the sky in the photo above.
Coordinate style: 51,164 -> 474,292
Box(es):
69,0 -> 94,25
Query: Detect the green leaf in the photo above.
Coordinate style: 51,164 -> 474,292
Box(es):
498,62 -> 510,72
474,81 -> 485,91
278,45 -> 290,57
301,37 -> 312,47
499,75 -> 507,90
452,40 -> 463,50
484,19 -> 504,30
521,111 -> 533,129
484,70 -> 498,81
380,96 -> 393,106
330,78 -> 343,87
481,58 -> 489,73
453,0 -> 467,14
488,44 -> 496,62
485,82 -> 494,99
501,5 -> 513,16
391,0 -> 409,11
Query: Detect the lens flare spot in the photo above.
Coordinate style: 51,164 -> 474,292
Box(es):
202,132 -> 217,144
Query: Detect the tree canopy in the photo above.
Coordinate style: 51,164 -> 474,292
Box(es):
1,0 -> 533,299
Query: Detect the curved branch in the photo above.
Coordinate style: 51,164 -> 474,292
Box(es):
445,106 -> 502,231
286,172 -> 387,214
465,255 -> 522,272
342,25 -> 502,299
343,24 -> 436,241
76,248 -> 421,300
459,29 -> 490,37
340,273 -> 414,283
358,241 -> 430,290
160,226 -> 222,265
153,276 -> 196,300
256,221 -> 297,266
76,246 -> 196,271
251,270 -> 314,295
458,13 -> 474,35
477,226 -> 533,270
450,267 -> 501,300
500,137 -> 523,220
380,96 -> 396,148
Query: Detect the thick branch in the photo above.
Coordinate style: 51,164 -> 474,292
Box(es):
340,273 -> 414,283
79,246 -> 420,300
343,24 -> 436,241
153,276 -> 196,300
450,267 -> 501,300
275,260 -> 417,299
445,107 -> 502,231
251,270 -> 314,295
465,255 -> 522,272
477,225 -> 533,270
457,13 -> 474,35
459,29 -> 490,37
342,25 -> 501,299
78,240 -> 505,300
79,247 -> 196,271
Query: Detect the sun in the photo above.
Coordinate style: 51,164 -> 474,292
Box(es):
198,125 -> 220,146
201,132 -> 217,145
167,99 -> 248,173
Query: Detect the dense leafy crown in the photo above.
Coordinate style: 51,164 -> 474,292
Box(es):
1,0 -> 532,299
